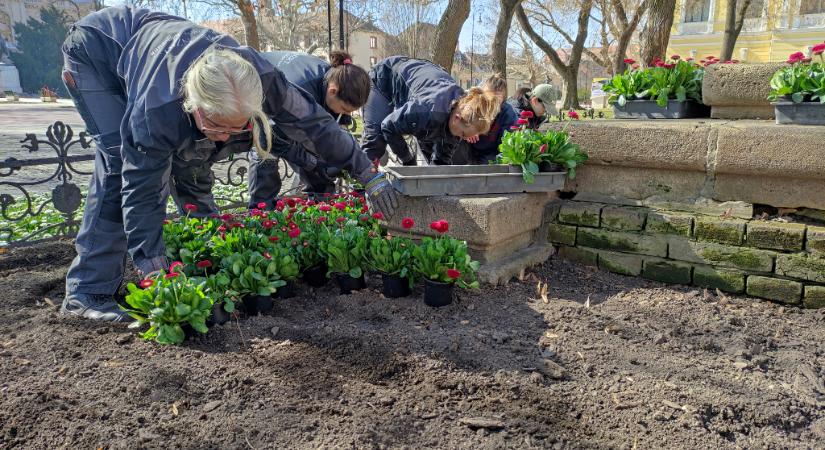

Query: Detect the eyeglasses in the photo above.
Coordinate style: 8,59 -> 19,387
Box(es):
195,109 -> 251,136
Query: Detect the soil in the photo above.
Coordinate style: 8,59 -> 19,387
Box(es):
1,241 -> 824,449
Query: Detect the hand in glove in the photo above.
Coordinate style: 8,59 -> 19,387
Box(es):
364,172 -> 399,219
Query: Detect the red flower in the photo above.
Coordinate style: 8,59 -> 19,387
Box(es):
519,110 -> 534,119
568,110 -> 580,120
430,220 -> 449,233
164,272 -> 179,279
307,200 -> 316,206
516,118 -> 529,125
336,216 -> 346,223
372,212 -> 384,220
316,217 -> 327,224
220,232 -> 226,240
196,260 -> 212,269
221,213 -> 233,221
169,261 -> 184,273
706,55 -> 717,60
510,126 -> 519,130
209,213 -> 219,219
286,198 -> 297,207
359,214 -> 370,222
163,219 -> 170,225
813,43 -> 825,56
401,217 -> 415,229
655,61 -> 666,68
447,269 -> 461,279
361,205 -> 369,213
686,57 -> 694,62
263,251 -> 272,260
319,204 -> 332,212
334,202 -> 346,211
288,227 -> 301,238
139,279 -> 154,289
231,223 -> 244,229
787,51 -> 805,64
268,236 -> 280,242
802,57 -> 812,63
623,58 -> 636,65
183,203 -> 197,213
262,220 -> 274,229
217,225 -> 226,232
671,54 -> 680,60
257,202 -> 267,210
275,200 -> 285,211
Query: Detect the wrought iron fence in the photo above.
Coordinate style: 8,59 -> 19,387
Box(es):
0,121 -> 295,248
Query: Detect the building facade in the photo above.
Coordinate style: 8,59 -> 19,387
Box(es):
1,0 -> 95,50
668,0 -> 825,62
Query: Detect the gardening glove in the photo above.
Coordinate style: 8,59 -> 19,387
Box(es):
364,172 -> 399,219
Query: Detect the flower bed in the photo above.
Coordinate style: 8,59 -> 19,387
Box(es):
768,43 -> 825,125
125,193 -> 481,344
602,56 -> 712,119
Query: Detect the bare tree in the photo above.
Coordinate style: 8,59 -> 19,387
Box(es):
516,0 -> 594,109
639,0 -> 674,65
491,0 -> 524,76
431,0 -> 471,72
720,0 -> 753,61
380,0 -> 439,60
599,0 -> 647,73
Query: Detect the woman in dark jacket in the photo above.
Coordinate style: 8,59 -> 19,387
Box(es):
466,74 -> 519,164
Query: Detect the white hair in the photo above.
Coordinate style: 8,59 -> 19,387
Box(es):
182,47 -> 272,158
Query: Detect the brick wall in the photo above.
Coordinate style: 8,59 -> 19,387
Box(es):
546,201 -> 825,308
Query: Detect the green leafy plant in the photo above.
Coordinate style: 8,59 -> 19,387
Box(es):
603,58 -> 704,107
412,221 -> 480,289
323,223 -> 368,278
221,250 -> 287,297
602,69 -> 653,107
536,130 -> 589,179
121,273 -> 213,345
768,47 -> 825,103
368,235 -> 417,287
497,128 -> 544,183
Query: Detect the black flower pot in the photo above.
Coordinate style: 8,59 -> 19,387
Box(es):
538,161 -> 563,172
243,295 -> 273,316
274,280 -> 296,299
423,279 -> 454,308
303,264 -> 328,288
207,301 -> 231,326
381,273 -> 412,298
334,272 -> 366,295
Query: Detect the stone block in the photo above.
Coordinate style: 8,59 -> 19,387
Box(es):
577,228 -> 667,257
478,244 -> 555,286
746,276 -> 802,304
642,259 -> 692,285
548,224 -> 577,246
598,251 -> 643,276
544,202 -> 562,223
567,165 -> 707,205
803,286 -> 825,309
714,174 -> 825,211
646,211 -> 694,236
702,63 -> 783,108
557,246 -> 598,266
694,217 -> 746,245
745,221 -> 806,251
805,226 -> 825,257
601,206 -> 647,231
667,238 -> 774,272
775,254 -> 825,283
388,193 -> 553,264
692,265 -> 745,294
710,105 -> 775,120
558,202 -> 601,227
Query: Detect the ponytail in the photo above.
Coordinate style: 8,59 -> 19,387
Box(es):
482,73 -> 507,94
454,87 -> 500,135
324,50 -> 371,109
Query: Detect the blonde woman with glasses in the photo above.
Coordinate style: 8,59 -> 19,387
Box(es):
60,6 -> 397,322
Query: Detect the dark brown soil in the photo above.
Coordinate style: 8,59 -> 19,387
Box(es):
1,241 -> 824,449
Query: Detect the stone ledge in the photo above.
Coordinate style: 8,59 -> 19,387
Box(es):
478,244 -> 555,286
702,63 -> 782,107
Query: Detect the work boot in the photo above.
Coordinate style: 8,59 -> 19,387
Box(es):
60,293 -> 129,323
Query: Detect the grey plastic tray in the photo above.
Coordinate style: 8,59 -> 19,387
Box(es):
386,165 -> 566,196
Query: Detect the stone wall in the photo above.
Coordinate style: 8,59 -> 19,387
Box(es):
546,200 -> 825,308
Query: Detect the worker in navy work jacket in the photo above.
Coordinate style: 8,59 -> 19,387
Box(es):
506,84 -> 557,130
59,6 -> 398,322
360,56 -> 500,166
465,74 -> 519,164
246,50 -> 371,209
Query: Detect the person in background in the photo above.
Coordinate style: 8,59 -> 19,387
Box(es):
59,6 -> 397,322
506,84 -> 557,129
465,73 -> 518,164
245,50 -> 371,208
361,56 -> 500,166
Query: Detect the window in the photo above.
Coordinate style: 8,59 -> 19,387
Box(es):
369,56 -> 377,67
800,0 -> 825,14
684,0 -> 711,22
369,36 -> 378,49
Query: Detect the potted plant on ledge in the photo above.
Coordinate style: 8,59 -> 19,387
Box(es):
768,44 -> 825,125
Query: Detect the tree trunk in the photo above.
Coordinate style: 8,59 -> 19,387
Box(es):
431,0 -> 471,72
613,31 -> 633,73
560,67 -> 579,110
640,0 -> 675,65
720,0 -> 751,61
491,0 -> 523,76
236,0 -> 261,50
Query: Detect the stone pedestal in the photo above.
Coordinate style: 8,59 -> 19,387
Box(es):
701,63 -> 782,119
0,63 -> 22,94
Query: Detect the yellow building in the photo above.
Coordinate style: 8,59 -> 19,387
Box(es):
668,0 -> 825,62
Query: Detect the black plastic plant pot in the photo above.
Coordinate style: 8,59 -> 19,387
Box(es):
207,301 -> 231,326
243,295 -> 274,316
613,100 -> 710,119
381,273 -> 412,298
538,161 -> 564,173
303,264 -> 328,288
774,102 -> 825,126
423,279 -> 454,308
333,273 -> 366,295
274,280 -> 296,299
